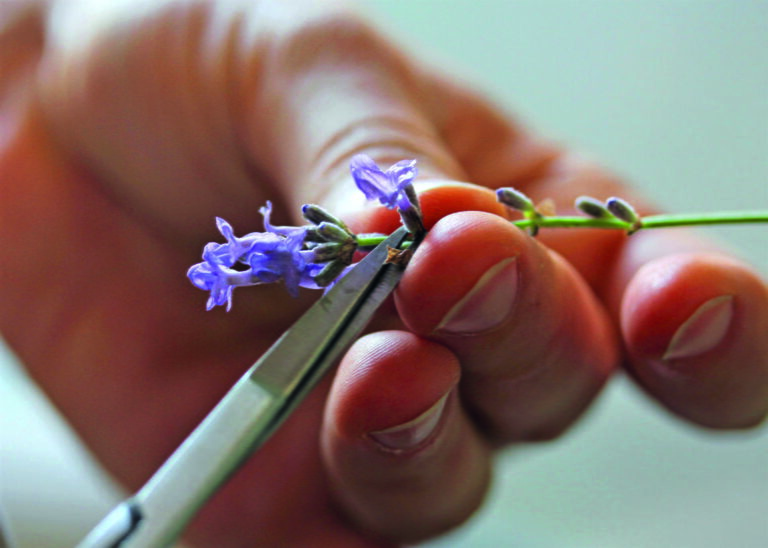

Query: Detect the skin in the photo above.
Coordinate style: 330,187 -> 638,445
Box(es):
1,1 -> 767,546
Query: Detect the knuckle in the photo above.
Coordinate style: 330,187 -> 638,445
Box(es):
267,7 -> 409,82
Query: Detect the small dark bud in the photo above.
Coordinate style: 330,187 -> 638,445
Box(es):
302,204 -> 348,229
496,188 -> 534,212
313,260 -> 349,287
311,243 -> 343,262
316,222 -> 354,243
575,196 -> 611,218
606,197 -> 639,224
304,229 -> 326,243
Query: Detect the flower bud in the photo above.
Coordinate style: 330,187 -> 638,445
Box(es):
303,229 -> 325,243
313,260 -> 349,287
575,196 -> 611,218
301,204 -> 348,229
496,188 -> 534,212
316,222 -> 354,243
606,197 -> 639,224
311,243 -> 344,262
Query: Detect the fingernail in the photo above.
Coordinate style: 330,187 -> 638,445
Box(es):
663,295 -> 734,360
435,257 -> 518,334
368,394 -> 449,451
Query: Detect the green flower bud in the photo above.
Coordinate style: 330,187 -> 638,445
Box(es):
575,196 -> 611,219
496,188 -> 534,212
313,260 -> 349,287
316,222 -> 354,243
311,243 -> 344,262
301,204 -> 348,230
606,197 -> 639,224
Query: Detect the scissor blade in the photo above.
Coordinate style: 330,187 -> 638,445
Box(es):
249,226 -> 410,394
78,228 -> 411,548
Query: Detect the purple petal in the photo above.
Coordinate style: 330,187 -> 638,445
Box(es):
350,155 -> 420,210
207,285 -> 234,311
187,263 -> 216,290
260,201 -> 307,238
389,159 -> 418,189
215,217 -> 235,241
350,154 -> 397,206
396,192 -> 415,213
299,262 -> 325,291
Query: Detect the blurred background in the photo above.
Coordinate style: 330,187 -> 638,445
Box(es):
1,1 -> 766,546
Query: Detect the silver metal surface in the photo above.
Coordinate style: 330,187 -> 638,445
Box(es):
77,228 -> 412,548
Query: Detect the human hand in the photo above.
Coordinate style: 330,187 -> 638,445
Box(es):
1,1 -> 766,546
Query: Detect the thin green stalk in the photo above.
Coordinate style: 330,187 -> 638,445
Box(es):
514,211 -> 768,232
634,211 -> 768,229
355,210 -> 768,249
356,234 -> 391,248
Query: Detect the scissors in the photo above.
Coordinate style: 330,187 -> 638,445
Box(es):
78,226 -> 416,548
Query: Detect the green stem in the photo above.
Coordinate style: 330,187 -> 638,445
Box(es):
355,210 -> 768,248
512,216 -> 629,230
514,211 -> 768,231
634,211 -> 768,229
356,234 -> 391,248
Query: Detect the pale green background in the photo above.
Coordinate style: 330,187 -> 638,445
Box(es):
1,1 -> 767,547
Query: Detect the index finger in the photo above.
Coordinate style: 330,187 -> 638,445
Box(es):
422,78 -> 768,428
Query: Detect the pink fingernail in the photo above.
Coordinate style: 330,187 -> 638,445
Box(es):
368,394 -> 449,451
435,257 -> 518,334
663,295 -> 734,360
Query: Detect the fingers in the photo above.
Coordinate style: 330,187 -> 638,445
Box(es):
254,17 -> 619,539
617,232 -> 768,428
247,8 -> 482,218
421,78 -> 640,292
525,151 -> 768,428
396,210 -> 619,443
322,331 -> 490,543
520,156 -> 768,428
421,73 -> 561,191
425,82 -> 768,431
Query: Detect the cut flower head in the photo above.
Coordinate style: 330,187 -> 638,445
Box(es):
187,201 -> 322,310
188,155 -> 425,310
349,154 -> 418,211
350,154 -> 424,234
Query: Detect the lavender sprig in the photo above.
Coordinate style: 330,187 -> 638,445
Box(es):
189,157 -> 765,310
189,155 -> 423,309
187,202 -> 326,310
501,188 -> 768,234
347,187 -> 767,247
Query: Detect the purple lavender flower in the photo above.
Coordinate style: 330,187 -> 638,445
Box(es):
206,217 -> 281,267
260,201 -> 307,239
187,202 -> 321,309
350,154 -> 418,211
188,246 -> 245,311
247,222 -> 318,297
350,154 -> 424,234
190,156 -> 427,310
